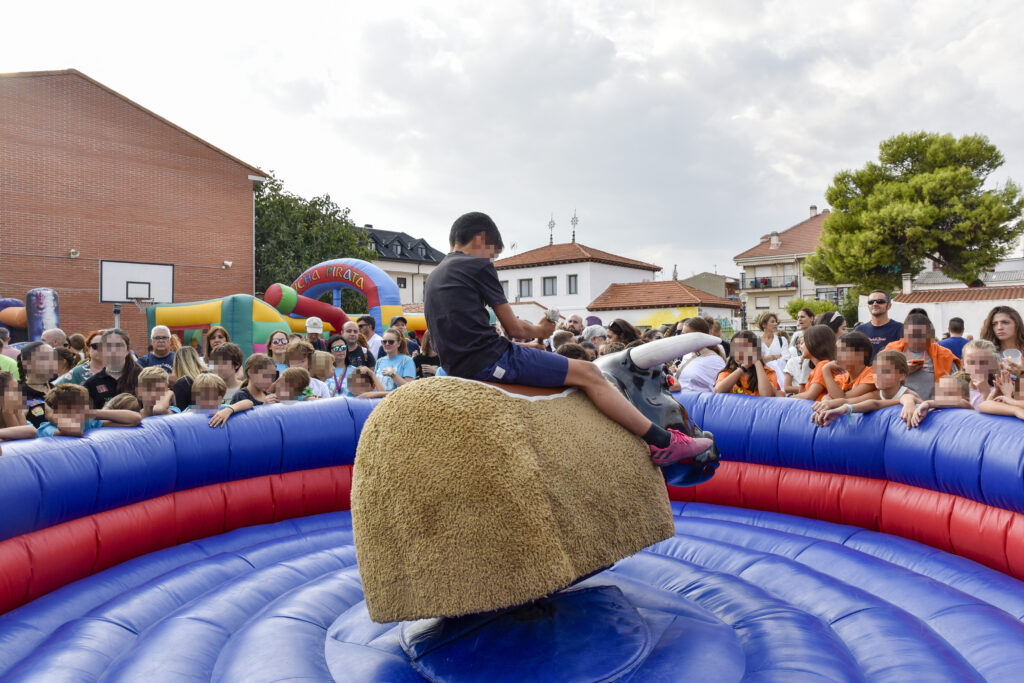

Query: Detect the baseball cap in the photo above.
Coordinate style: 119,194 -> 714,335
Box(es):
390,315 -> 408,326
305,317 -> 324,333
582,325 -> 607,341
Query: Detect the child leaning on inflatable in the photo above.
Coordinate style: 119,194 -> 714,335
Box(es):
813,350 -> 920,427
423,212 -> 712,467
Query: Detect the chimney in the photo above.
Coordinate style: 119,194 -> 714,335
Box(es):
769,231 -> 780,249
809,205 -> 817,217
901,273 -> 913,295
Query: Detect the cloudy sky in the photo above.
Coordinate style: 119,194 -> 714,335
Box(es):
5,1 -> 1024,277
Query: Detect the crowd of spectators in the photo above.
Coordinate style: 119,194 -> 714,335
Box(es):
1,295 -> 1022,452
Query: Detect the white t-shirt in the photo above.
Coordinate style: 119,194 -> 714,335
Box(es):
675,352 -> 726,393
783,355 -> 811,388
308,377 -> 332,399
367,333 -> 384,358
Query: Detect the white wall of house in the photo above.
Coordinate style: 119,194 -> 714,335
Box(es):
371,259 -> 438,305
495,261 -> 656,319
858,296 -> 1022,338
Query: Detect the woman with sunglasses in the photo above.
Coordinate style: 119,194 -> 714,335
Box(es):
325,334 -> 352,396
373,328 -> 416,392
266,329 -> 291,374
56,330 -> 106,386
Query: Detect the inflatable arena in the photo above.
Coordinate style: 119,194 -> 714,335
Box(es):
1,366 -> 1023,680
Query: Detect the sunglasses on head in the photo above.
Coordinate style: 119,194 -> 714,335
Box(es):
867,298 -> 888,305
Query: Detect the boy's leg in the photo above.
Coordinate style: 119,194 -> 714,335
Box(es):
564,360 -> 650,435
563,359 -> 712,465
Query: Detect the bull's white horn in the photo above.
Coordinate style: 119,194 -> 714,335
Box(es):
628,332 -> 721,370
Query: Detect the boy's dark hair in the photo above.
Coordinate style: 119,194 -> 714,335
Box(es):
580,341 -> 597,353
903,313 -> 935,337
948,317 -> 964,334
45,384 -> 89,410
838,331 -> 873,367
357,315 -> 376,328
449,212 -> 504,251
556,342 -> 589,360
908,307 -> 929,317
68,333 -> 86,352
279,367 -> 311,391
803,325 -> 837,361
209,342 -> 244,369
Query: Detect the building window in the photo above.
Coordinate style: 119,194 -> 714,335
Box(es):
417,245 -> 426,257
567,274 -> 578,295
393,243 -> 402,256
500,280 -> 509,298
518,279 -> 532,298
755,296 -> 770,309
397,277 -> 407,289
542,276 -> 557,296
778,295 -> 793,309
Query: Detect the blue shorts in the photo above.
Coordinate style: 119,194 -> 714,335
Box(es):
474,343 -> 570,387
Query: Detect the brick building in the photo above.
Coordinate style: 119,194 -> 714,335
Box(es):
0,69 -> 265,351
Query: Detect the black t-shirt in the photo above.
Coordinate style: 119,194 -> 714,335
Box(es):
424,251 -> 511,379
83,369 -> 120,409
346,345 -> 375,369
172,376 -> 194,411
855,320 -> 904,360
231,387 -> 264,406
415,353 -> 441,378
21,382 -> 50,428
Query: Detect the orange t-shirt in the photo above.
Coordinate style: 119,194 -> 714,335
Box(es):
806,363 -> 847,401
838,365 -> 876,392
717,366 -> 780,396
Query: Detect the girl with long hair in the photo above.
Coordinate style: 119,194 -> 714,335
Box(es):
83,329 -> 141,409
715,330 -> 781,397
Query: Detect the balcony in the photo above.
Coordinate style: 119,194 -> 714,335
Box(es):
743,276 -> 799,290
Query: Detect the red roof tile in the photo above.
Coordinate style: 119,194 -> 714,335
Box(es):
494,242 -> 660,271
734,212 -> 829,260
588,281 -> 740,311
895,286 -> 1024,304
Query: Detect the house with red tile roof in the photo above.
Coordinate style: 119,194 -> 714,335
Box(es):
493,240 -> 660,321
733,206 -> 853,327
587,280 -> 740,332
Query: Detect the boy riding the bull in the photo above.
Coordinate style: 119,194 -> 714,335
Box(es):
424,211 -> 712,467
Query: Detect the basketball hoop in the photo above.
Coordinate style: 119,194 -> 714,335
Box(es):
131,297 -> 155,314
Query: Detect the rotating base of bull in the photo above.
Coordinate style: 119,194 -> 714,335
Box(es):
351,334 -> 722,681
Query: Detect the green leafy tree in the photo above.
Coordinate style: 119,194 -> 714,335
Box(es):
254,172 -> 377,315
804,132 -> 1024,292
784,297 -> 838,320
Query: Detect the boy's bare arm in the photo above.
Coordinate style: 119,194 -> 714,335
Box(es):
494,303 -> 554,341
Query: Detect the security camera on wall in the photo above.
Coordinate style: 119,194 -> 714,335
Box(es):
222,261 -> 233,269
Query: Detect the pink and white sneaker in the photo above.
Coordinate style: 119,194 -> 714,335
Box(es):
649,428 -> 714,467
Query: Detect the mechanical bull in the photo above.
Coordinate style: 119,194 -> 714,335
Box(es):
351,332 -> 721,624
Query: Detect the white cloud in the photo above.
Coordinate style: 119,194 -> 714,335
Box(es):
4,0 -> 1024,278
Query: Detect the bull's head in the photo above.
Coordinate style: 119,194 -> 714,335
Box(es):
594,332 -> 721,486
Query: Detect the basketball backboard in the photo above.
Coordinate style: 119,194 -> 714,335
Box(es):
100,260 -> 174,304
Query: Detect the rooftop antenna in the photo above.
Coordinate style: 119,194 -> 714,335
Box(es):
570,209 -> 578,243
548,214 -> 555,246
